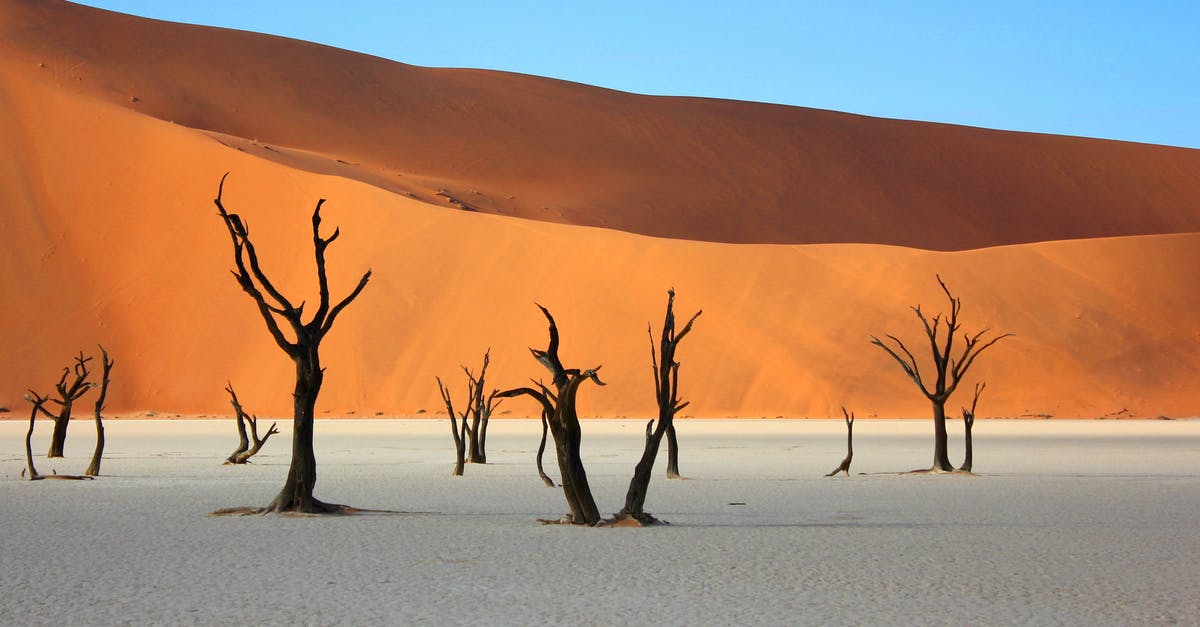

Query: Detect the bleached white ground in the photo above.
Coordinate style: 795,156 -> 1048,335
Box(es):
2,418 -> 1198,625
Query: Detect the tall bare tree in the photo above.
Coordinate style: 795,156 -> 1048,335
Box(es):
497,305 -> 605,525
84,346 -> 113,477
23,390 -> 93,481
214,174 -> 370,513
43,352 -> 96,458
825,407 -> 855,477
616,289 -> 700,524
959,382 -> 985,472
871,276 -> 1011,472
223,383 -> 279,465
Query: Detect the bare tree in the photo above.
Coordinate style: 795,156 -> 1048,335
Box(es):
959,382 -> 985,472
213,174 -> 370,514
43,352 -> 96,458
497,305 -> 605,525
84,346 -> 113,477
871,275 -> 1011,472
435,350 -> 504,476
23,390 -> 93,481
825,407 -> 855,477
223,383 -> 279,465
436,375 -> 469,476
615,289 -> 700,525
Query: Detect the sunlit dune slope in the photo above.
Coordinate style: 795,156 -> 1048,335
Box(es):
3,0 -> 1200,250
2,69 -> 1198,418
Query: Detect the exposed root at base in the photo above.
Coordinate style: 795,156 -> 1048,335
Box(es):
29,474 -> 95,481
603,512 -> 670,527
905,467 -> 976,476
209,504 -> 408,517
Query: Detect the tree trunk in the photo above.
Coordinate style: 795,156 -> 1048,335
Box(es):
47,402 -> 72,458
85,412 -> 105,477
960,417 -> 974,472
267,352 -> 334,513
622,419 -> 670,520
552,402 -> 600,525
665,424 -> 681,479
467,415 -> 483,463
25,397 -> 41,480
931,400 -> 954,471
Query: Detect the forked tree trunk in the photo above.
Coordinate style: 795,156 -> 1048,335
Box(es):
498,305 -> 604,525
619,290 -> 700,524
45,353 -> 95,458
85,347 -> 113,477
224,383 -> 278,465
825,407 -> 854,477
959,382 -> 984,472
47,408 -> 71,459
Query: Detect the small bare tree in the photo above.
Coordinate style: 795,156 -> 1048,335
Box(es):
497,305 -> 605,525
23,390 -> 93,481
84,346 -> 113,477
436,376 -> 469,476
959,382 -> 985,472
223,383 -> 279,464
825,407 -> 855,477
43,352 -> 96,458
871,275 -> 1011,472
213,174 -> 371,514
616,289 -> 700,525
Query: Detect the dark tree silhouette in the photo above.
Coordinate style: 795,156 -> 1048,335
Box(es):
870,275 -> 1011,472
223,383 -> 279,465
23,390 -> 93,481
43,352 -> 96,458
436,375 -> 469,476
615,289 -> 700,525
825,407 -> 855,477
497,305 -> 605,525
959,382 -> 985,472
213,174 -> 371,514
436,350 -> 503,476
84,346 -> 113,477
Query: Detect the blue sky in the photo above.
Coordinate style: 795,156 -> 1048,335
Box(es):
80,1 -> 1200,149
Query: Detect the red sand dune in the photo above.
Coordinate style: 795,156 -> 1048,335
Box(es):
1,0 -> 1198,419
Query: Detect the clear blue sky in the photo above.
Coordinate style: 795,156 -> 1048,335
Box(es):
80,1 -> 1200,149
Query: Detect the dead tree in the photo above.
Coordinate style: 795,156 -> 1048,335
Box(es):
436,350 -> 504,476
214,173 -> 370,514
825,407 -> 855,477
959,382 -> 985,472
616,289 -> 700,524
223,383 -> 279,465
23,391 -> 92,481
871,275 -> 1011,472
463,350 -> 502,463
84,346 -> 114,477
43,352 -> 96,458
497,305 -> 605,525
436,375 -> 469,476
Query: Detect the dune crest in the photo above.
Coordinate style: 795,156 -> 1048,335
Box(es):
1,1 -> 1198,418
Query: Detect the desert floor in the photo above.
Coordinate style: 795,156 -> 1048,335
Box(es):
2,418 -> 1198,625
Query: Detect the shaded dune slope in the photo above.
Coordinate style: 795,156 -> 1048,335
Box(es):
4,0 -> 1200,250
2,0 -> 1198,418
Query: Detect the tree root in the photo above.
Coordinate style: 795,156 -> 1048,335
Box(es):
604,511 -> 670,527
209,503 -> 408,517
905,467 -> 976,476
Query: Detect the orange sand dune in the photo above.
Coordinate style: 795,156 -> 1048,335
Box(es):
3,0 -> 1200,251
2,65 -> 1198,419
